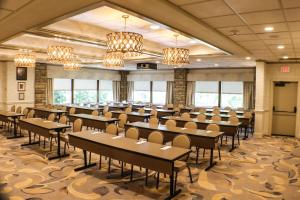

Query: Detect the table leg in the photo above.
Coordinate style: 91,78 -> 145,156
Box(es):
74,150 -> 96,171
229,135 -> 236,152
7,117 -> 24,139
48,130 -> 69,160
21,131 -> 39,146
205,148 -> 217,171
165,163 -> 181,200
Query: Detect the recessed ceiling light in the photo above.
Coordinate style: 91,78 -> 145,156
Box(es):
196,58 -> 202,62
282,55 -> 289,59
214,63 -> 219,67
150,25 -> 160,30
277,45 -> 285,49
264,26 -> 274,32
245,57 -> 251,60
190,40 -> 197,44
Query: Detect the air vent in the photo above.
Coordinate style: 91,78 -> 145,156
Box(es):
137,63 -> 157,70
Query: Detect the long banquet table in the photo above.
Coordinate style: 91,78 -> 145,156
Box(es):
0,111 -> 24,139
111,111 -> 152,122
68,114 -> 118,130
144,108 -> 176,118
68,130 -> 191,199
66,105 -> 103,115
28,107 -> 67,119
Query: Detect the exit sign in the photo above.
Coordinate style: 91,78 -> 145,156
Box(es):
281,66 -> 290,73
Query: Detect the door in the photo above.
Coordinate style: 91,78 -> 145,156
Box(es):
272,81 -> 297,136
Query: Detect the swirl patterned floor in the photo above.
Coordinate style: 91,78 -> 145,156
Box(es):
0,128 -> 300,200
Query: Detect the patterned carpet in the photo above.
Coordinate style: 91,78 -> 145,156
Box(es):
0,128 -> 300,200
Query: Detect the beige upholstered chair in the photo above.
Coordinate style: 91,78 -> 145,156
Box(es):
16,106 -> 22,113
228,110 -> 237,116
69,107 -> 76,115
138,108 -> 145,114
212,109 -> 220,115
27,110 -> 35,118
178,104 -> 184,108
211,115 -> 221,122
173,107 -> 180,116
181,112 -> 191,120
106,124 -> 118,135
125,107 -> 132,114
198,108 -> 206,113
204,123 -> 221,160
167,103 -> 174,109
150,109 -> 157,118
91,110 -> 99,116
62,118 -> 83,154
184,121 -> 197,129
165,119 -> 176,129
22,108 -> 29,118
224,106 -> 231,111
104,111 -> 112,119
125,127 -> 139,140
244,111 -> 252,118
49,115 -> 68,151
151,105 -> 157,110
228,116 -> 239,124
197,114 -> 206,121
48,113 -> 56,122
118,114 -> 128,132
149,117 -> 159,125
103,105 -> 109,114
10,105 -> 16,112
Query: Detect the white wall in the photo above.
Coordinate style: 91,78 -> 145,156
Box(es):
47,65 -> 121,81
127,70 -> 174,81
0,61 -> 35,110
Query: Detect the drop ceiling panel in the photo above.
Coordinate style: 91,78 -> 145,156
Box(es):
263,38 -> 292,45
168,0 -> 208,6
285,8 -> 300,21
181,0 -> 233,18
288,21 -> 300,31
281,0 -> 300,9
203,15 -> 244,28
0,9 -> 11,20
250,22 -> 288,33
217,26 -> 252,35
257,32 -> 291,40
229,34 -> 259,42
225,0 -> 280,13
241,10 -> 285,24
0,0 -> 31,11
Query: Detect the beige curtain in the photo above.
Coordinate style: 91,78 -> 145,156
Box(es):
166,81 -> 174,104
46,78 -> 53,105
113,81 -> 120,102
243,81 -> 255,110
186,81 -> 195,106
127,81 -> 134,101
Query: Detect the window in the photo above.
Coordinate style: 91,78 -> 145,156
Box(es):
133,81 -> 150,102
53,79 -> 71,104
152,81 -> 167,105
195,81 -> 219,107
99,80 -> 113,103
221,81 -> 243,108
73,79 -> 97,104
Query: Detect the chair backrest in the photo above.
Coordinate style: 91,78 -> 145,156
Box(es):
27,110 -> 35,118
178,104 -> 184,108
138,108 -> 145,114
211,115 -> 221,122
198,108 -> 206,113
125,127 -> 139,140
104,111 -> 112,119
22,108 -> 29,117
118,113 -> 128,128
103,105 -> 109,114
228,116 -> 239,124
59,115 -> 68,124
173,107 -> 180,112
206,123 -> 220,132
148,131 -> 164,144
69,107 -> 76,114
91,110 -> 99,116
212,109 -> 220,115
106,124 -> 118,135
167,103 -> 173,109
228,110 -> 237,116
184,121 -> 197,129
149,117 -> 159,125
172,135 -> 191,149
197,114 -> 206,121
10,105 -> 16,112
151,105 -> 157,110
224,106 -> 231,111
165,119 -> 176,129
150,109 -> 157,118
73,118 -> 83,132
125,107 -> 132,114
244,111 -> 252,118
181,112 -> 191,120
48,113 -> 56,121
16,106 -> 22,113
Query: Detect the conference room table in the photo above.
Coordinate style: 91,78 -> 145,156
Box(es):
28,107 -> 67,119
190,112 -> 249,124
125,122 -> 223,170
108,104 -> 128,111
68,130 -> 191,199
205,108 -> 244,115
111,111 -> 153,122
68,114 -> 118,130
19,118 -> 71,159
160,116 -> 241,152
0,111 -> 24,139
66,105 -> 103,115
144,108 -> 176,118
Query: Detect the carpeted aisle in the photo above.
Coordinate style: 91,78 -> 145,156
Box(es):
0,129 -> 299,200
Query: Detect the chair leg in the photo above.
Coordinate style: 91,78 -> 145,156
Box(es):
196,147 -> 199,164
130,164 -> 134,181
99,155 -> 102,169
121,162 -> 124,176
203,149 -> 206,158
156,172 -> 160,189
43,138 -> 46,149
50,137 -> 53,151
108,158 -> 111,174
237,130 -> 240,145
174,172 -> 178,191
218,146 -> 221,160
63,142 -> 67,155
145,169 -> 148,186
188,166 -> 193,183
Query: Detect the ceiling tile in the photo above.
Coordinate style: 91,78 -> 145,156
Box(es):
291,31 -> 300,38
264,38 -> 292,45
0,8 -> 11,20
239,41 -> 268,50
285,8 -> 300,21
229,34 -> 259,41
217,26 -> 252,35
0,0 -> 31,11
268,44 -> 293,50
225,0 -> 280,13
202,15 -> 244,28
257,32 -> 291,40
182,0 -> 233,18
288,21 -> 300,31
281,0 -> 300,9
250,22 -> 288,33
168,0 -> 207,6
241,10 -> 285,24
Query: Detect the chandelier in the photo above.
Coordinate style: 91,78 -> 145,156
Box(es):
103,52 -> 124,69
63,54 -> 81,71
14,50 -> 36,68
47,45 -> 73,64
106,15 -> 143,58
163,34 -> 190,66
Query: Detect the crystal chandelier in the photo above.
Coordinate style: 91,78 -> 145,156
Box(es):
14,50 -> 36,68
163,34 -> 190,66
47,45 -> 73,64
63,54 -> 81,71
103,52 -> 124,69
106,15 -> 143,58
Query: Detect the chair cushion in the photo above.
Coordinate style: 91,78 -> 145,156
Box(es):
174,160 -> 186,171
